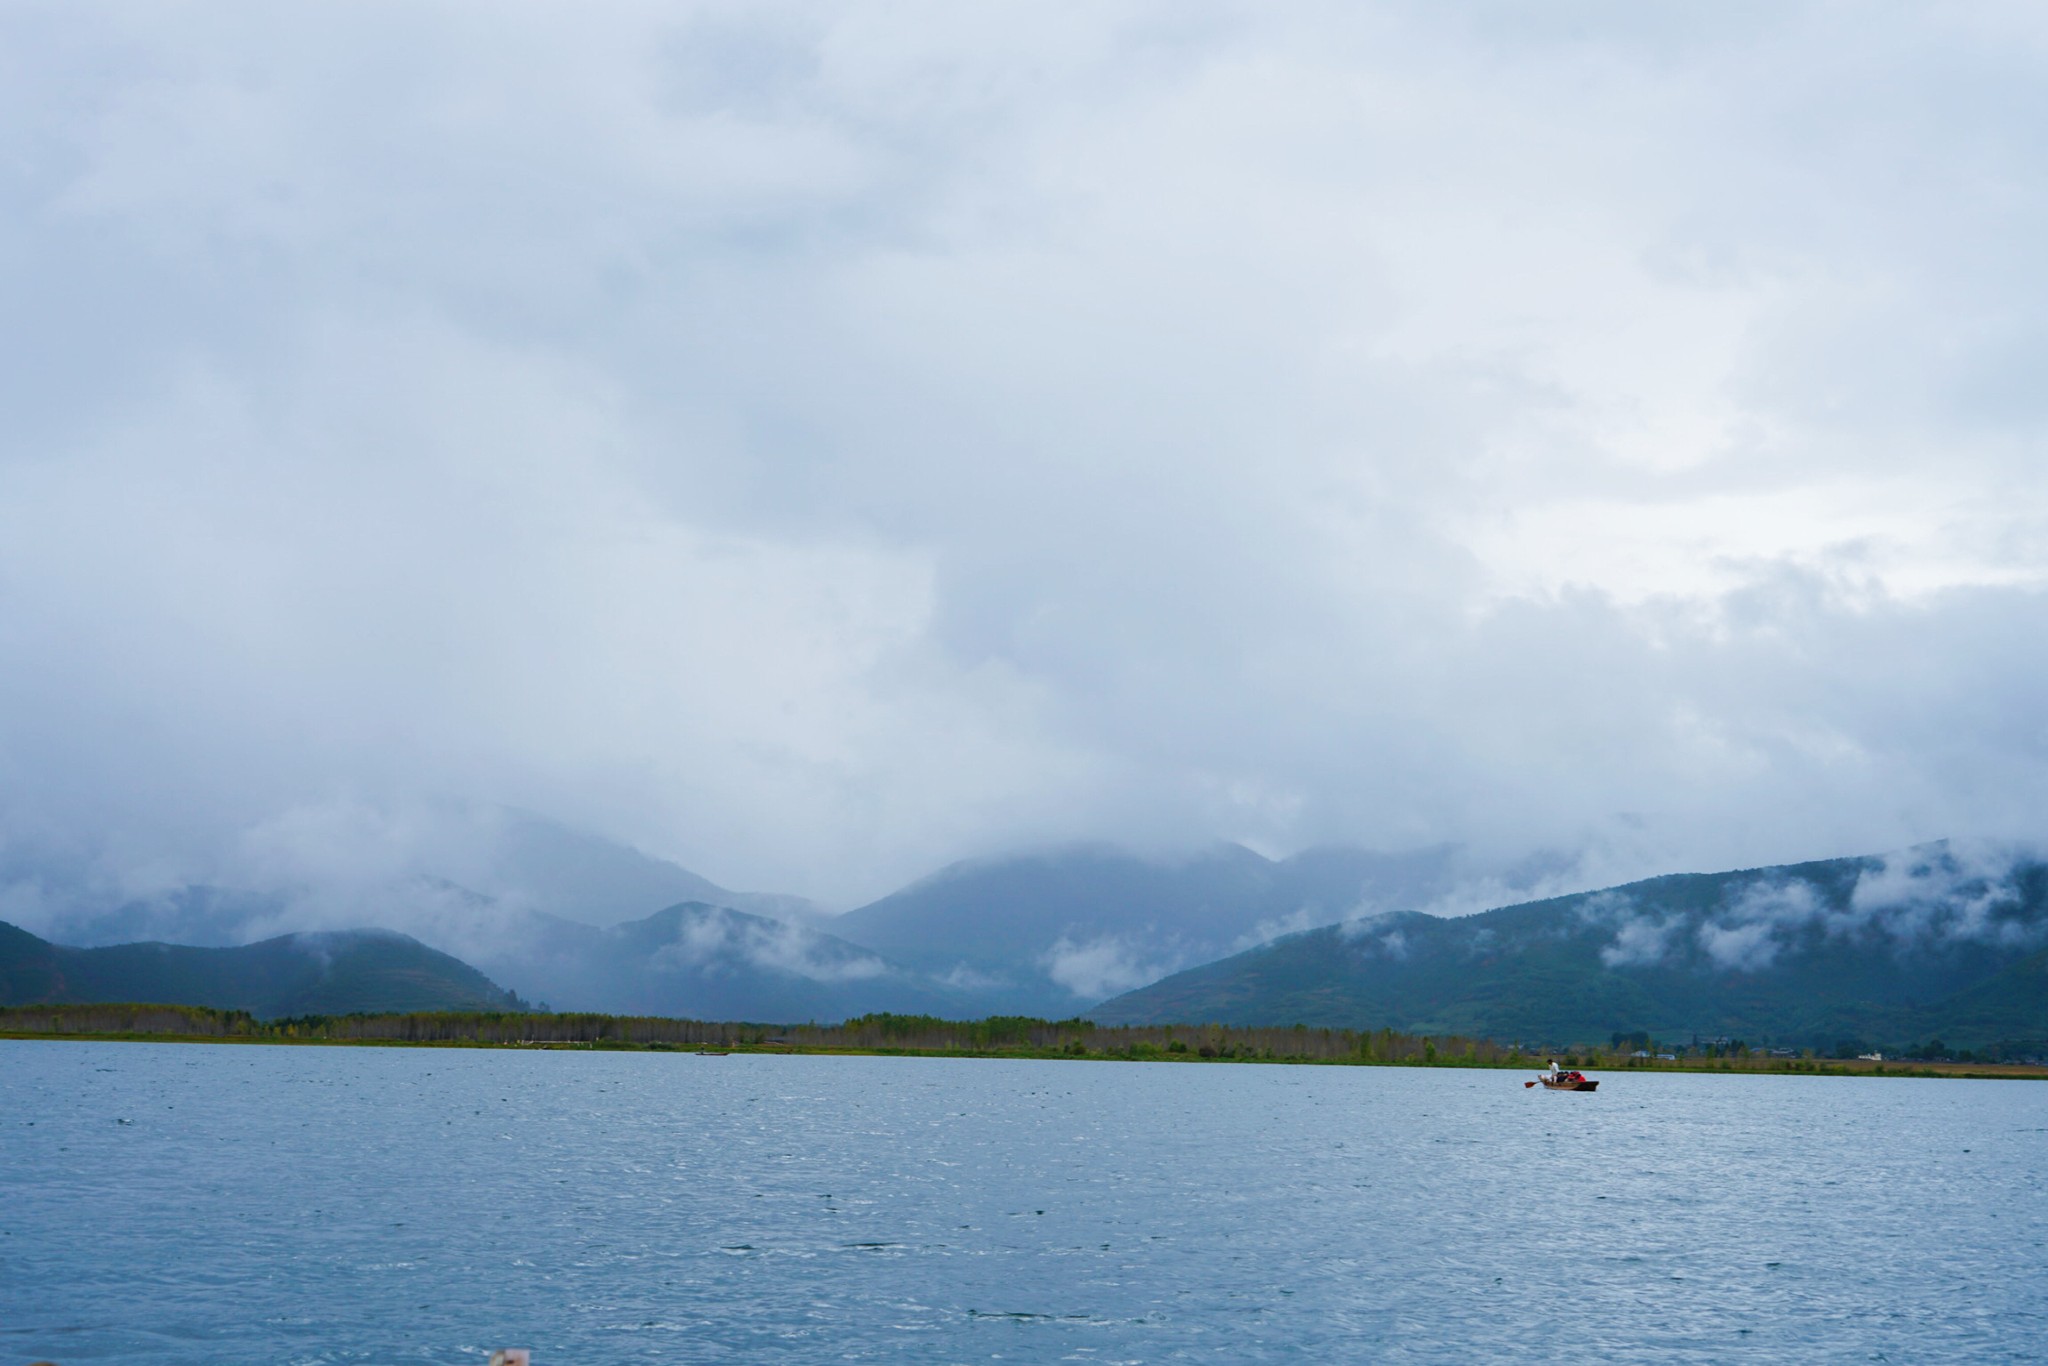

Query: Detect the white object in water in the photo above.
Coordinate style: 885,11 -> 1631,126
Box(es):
489,1352 -> 531,1366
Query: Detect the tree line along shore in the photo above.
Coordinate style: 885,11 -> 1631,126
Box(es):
5,1003 -> 2045,1079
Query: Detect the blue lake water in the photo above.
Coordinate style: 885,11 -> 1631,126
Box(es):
3,1041 -> 2045,1364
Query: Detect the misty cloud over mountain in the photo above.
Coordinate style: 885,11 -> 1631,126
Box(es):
830,840 -> 1571,1015
0,801 -> 1618,1023
1582,841 -> 2048,974
13,835 -> 2041,1041
0,805 -> 819,954
1096,842 -> 2048,1047
6,7 -> 2048,914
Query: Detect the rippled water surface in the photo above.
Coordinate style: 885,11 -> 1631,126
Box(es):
4,1041 -> 2046,1363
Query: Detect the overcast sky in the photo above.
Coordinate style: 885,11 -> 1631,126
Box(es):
4,2 -> 2048,907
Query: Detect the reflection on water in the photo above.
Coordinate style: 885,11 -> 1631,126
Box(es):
3,1041 -> 2045,1363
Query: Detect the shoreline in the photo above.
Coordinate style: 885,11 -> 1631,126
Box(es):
6,1028 -> 2043,1080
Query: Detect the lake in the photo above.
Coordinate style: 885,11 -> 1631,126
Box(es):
3,1041 -> 2044,1363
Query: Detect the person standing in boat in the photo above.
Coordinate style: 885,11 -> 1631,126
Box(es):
1546,1059 -> 1560,1080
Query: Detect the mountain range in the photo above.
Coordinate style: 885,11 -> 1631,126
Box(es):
1093,843 -> 2048,1051
0,919 -> 520,1017
828,841 -> 1536,1015
4,821 -> 2044,1051
4,818 -> 1530,1021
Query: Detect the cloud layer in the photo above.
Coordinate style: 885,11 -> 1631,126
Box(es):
1582,841 -> 2046,973
6,4 -> 2048,905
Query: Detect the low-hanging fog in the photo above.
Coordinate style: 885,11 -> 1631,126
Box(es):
5,3 -> 2048,920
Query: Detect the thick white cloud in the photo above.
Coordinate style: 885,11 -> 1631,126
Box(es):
5,2 -> 2048,905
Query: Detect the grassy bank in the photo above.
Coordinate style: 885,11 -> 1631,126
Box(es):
5,1004 -> 2044,1078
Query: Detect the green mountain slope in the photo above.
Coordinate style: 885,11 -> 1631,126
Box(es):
0,921 -> 522,1017
1092,845 -> 2048,1050
1919,948 -> 2048,1046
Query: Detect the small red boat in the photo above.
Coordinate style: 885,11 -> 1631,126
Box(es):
1529,1070 -> 1598,1091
